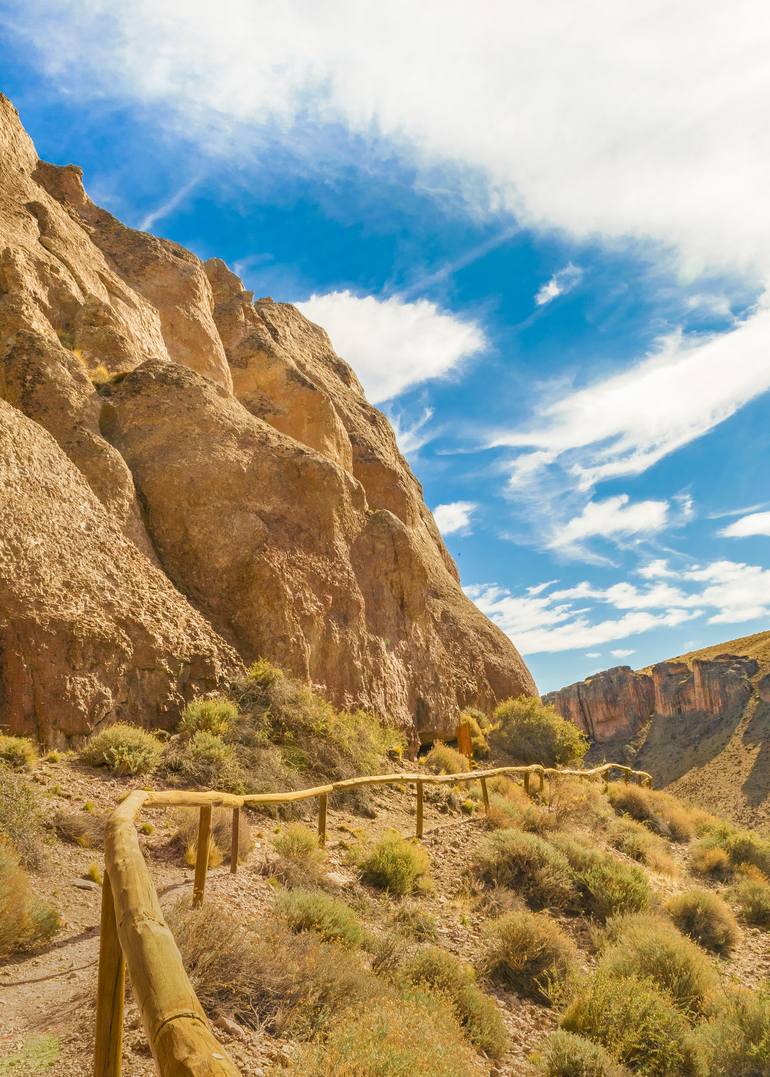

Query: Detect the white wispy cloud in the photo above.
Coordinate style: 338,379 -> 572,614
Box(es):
297,291 -> 485,403
610,648 -> 635,657
720,511 -> 770,539
535,263 -> 583,306
138,176 -> 199,231
433,501 -> 477,536
389,407 -> 434,456
549,494 -> 669,555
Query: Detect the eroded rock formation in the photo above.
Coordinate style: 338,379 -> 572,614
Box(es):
544,655 -> 758,742
0,94 -> 534,743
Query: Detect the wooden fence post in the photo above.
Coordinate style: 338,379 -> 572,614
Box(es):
623,769 -> 630,784
230,807 -> 240,874
94,873 -> 125,1077
524,771 -> 531,796
457,720 -> 473,761
415,780 -> 424,838
193,805 -> 212,908
480,777 -> 490,817
318,793 -> 328,847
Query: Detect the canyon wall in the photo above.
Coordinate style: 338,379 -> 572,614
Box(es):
0,94 -> 534,744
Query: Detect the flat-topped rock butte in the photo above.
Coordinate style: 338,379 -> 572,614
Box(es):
0,94 -> 534,746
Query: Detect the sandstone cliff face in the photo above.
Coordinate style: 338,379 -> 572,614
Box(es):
0,94 -> 534,742
544,654 -> 758,742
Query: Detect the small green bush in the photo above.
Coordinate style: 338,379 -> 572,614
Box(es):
691,984 -> 770,1075
0,734 -> 37,769
490,696 -> 588,767
473,828 -> 575,910
730,875 -> 770,928
609,817 -> 676,875
666,890 -> 739,955
179,696 -> 237,737
400,945 -> 507,1058
80,722 -> 162,775
274,888 -> 365,948
0,764 -> 45,868
532,1029 -> 628,1076
551,834 -> 651,922
599,913 -> 718,1016
562,972 -> 696,1075
690,842 -> 733,880
358,830 -> 430,895
423,741 -> 469,775
272,823 -> 326,886
607,784 -> 694,843
482,908 -> 578,1003
164,730 -> 241,790
0,839 -> 60,956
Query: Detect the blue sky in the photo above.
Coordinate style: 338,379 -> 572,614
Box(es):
3,2 -> 770,692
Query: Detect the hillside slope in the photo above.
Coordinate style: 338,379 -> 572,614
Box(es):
0,93 -> 534,745
544,630 -> 770,832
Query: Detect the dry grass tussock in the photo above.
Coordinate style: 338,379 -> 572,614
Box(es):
549,833 -> 651,922
608,816 -> 677,875
357,830 -> 431,895
174,807 -> 253,869
730,870 -> 770,927
80,722 -> 163,775
607,784 -> 695,843
0,839 -> 60,957
423,741 -> 470,775
531,1029 -> 628,1076
666,890 -> 739,955
482,908 -> 579,1003
0,734 -> 38,768
0,763 -> 46,868
473,827 -> 576,911
53,810 -> 106,849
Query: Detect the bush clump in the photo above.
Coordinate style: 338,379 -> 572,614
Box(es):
390,902 -> 438,941
485,778 -> 556,834
609,817 -> 676,875
607,784 -> 695,843
80,723 -> 162,775
423,741 -> 469,775
561,972 -> 696,1075
691,985 -> 770,1075
0,839 -> 60,956
599,913 -> 718,1017
179,696 -> 238,737
164,730 -> 241,791
551,834 -> 651,922
666,890 -> 739,956
723,830 -> 770,877
532,1029 -> 628,1076
473,828 -> 575,910
0,734 -> 37,769
482,908 -> 578,1003
0,764 -> 46,868
490,696 -> 589,767
690,842 -> 733,880
274,888 -> 365,948
358,830 -> 430,895
53,810 -> 106,849
730,873 -> 770,928
271,823 -> 326,886
400,944 -> 508,1058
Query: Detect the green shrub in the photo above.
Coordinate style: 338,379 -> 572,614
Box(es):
551,834 -> 651,922
400,945 -> 508,1058
164,730 -> 241,790
423,741 -> 469,775
561,972 -> 696,1075
0,764 -> 45,868
80,722 -> 162,775
607,784 -> 694,843
532,1030 -> 628,1076
391,903 -> 438,940
472,829 -> 575,910
289,991 -> 480,1076
666,890 -> 738,955
599,913 -> 718,1016
0,734 -> 37,769
724,830 -> 770,876
690,842 -> 733,880
730,875 -> 770,928
179,696 -> 237,737
272,823 -> 326,886
0,839 -> 60,956
691,985 -> 770,1075
482,908 -> 578,1003
609,817 -> 676,875
486,787 -> 556,835
274,888 -> 365,948
358,830 -> 430,895
490,696 -> 588,767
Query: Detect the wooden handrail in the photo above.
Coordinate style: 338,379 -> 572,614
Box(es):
95,759 -> 652,1076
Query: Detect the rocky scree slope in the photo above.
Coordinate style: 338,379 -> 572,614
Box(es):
0,94 -> 533,746
544,631 -> 770,830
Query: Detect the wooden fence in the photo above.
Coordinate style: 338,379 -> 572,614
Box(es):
94,760 -> 651,1076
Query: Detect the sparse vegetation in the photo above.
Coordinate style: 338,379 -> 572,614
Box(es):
179,696 -> 238,737
358,830 -> 430,895
80,722 -> 162,775
690,841 -> 733,880
400,944 -> 508,1057
490,695 -> 589,767
0,839 -> 60,956
390,902 -> 438,940
532,1030 -> 628,1076
274,888 -> 365,947
164,730 -> 241,790
0,734 -> 37,769
271,822 -> 326,886
691,984 -> 770,1075
607,784 -> 695,843
85,862 -> 103,885
423,741 -> 469,774
609,816 -> 676,875
482,908 -> 578,1003
0,764 -> 45,868
730,873 -> 770,927
53,810 -> 105,849
0,1034 -> 60,1074
473,828 -> 575,910
666,890 -> 739,955
561,972 -> 696,1075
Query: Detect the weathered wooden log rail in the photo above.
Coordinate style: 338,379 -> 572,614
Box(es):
94,761 -> 652,1076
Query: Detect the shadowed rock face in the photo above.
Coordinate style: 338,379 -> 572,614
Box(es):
544,655 -> 758,742
0,94 -> 534,742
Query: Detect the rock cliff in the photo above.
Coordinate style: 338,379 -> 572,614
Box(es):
0,94 -> 534,744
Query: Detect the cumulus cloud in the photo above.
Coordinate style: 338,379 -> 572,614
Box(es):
433,501 -> 477,536
11,1 -> 770,278
535,263 -> 583,307
720,511 -> 770,539
297,291 -> 485,403
550,494 -> 669,554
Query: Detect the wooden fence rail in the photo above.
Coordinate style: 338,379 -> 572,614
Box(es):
95,760 -> 651,1076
